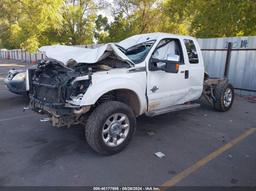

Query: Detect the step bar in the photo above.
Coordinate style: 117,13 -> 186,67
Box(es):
146,103 -> 201,117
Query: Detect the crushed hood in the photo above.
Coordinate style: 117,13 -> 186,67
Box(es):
39,43 -> 134,66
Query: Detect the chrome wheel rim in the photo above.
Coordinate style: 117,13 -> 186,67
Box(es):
224,88 -> 233,107
102,113 -> 130,147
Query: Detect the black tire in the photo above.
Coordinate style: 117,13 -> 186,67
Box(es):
213,83 -> 234,112
85,101 -> 136,155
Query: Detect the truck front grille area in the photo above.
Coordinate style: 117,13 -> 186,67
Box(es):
28,68 -> 72,107
28,60 -> 90,110
31,83 -> 65,104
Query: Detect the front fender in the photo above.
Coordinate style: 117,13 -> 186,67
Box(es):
80,73 -> 147,115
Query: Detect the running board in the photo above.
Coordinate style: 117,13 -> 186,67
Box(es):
145,103 -> 200,117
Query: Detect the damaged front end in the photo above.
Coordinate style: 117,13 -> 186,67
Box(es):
28,59 -> 92,127
28,41 -> 143,127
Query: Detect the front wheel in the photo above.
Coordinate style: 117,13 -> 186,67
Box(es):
85,101 -> 136,155
213,83 -> 234,112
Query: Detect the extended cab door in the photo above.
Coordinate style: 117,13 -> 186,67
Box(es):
146,38 -> 191,111
183,38 -> 204,101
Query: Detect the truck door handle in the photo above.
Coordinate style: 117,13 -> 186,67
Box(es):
185,70 -> 189,79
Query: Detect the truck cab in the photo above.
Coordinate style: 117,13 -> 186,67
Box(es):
145,35 -> 204,113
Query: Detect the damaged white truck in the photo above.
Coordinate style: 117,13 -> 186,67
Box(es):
27,33 -> 234,155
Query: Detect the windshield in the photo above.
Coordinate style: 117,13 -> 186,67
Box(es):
116,40 -> 155,64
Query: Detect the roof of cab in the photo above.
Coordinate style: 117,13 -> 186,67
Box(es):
118,32 -> 195,49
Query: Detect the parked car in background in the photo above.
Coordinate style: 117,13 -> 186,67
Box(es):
4,69 -> 27,95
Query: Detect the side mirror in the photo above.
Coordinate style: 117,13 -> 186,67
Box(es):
165,61 -> 179,73
149,57 -> 179,73
165,54 -> 180,73
167,54 -> 180,62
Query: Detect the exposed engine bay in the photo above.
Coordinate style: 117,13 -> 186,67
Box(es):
28,36 -> 157,127
28,56 -> 130,127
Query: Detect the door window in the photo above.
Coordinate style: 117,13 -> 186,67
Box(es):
184,39 -> 199,64
152,39 -> 183,63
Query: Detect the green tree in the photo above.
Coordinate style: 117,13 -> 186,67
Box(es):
161,0 -> 196,34
191,0 -> 256,37
163,0 -> 256,37
60,0 -> 98,45
105,12 -> 135,42
95,0 -> 192,43
1,0 -> 256,50
0,0 -> 23,49
0,0 -> 63,52
94,14 -> 110,43
96,0 -> 164,43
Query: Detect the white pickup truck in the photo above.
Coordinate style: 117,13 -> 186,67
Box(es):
27,33 -> 234,155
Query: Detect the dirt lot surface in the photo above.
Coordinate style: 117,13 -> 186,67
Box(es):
0,59 -> 255,187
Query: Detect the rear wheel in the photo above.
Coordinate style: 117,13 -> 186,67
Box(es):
213,83 -> 234,112
85,101 -> 136,155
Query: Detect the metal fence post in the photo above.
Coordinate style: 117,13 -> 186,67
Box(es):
224,42 -> 232,78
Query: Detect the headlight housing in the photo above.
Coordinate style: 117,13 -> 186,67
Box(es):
12,72 -> 26,81
71,80 -> 90,96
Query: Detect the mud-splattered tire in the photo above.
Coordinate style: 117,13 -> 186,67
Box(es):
213,83 -> 234,112
85,101 -> 136,155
